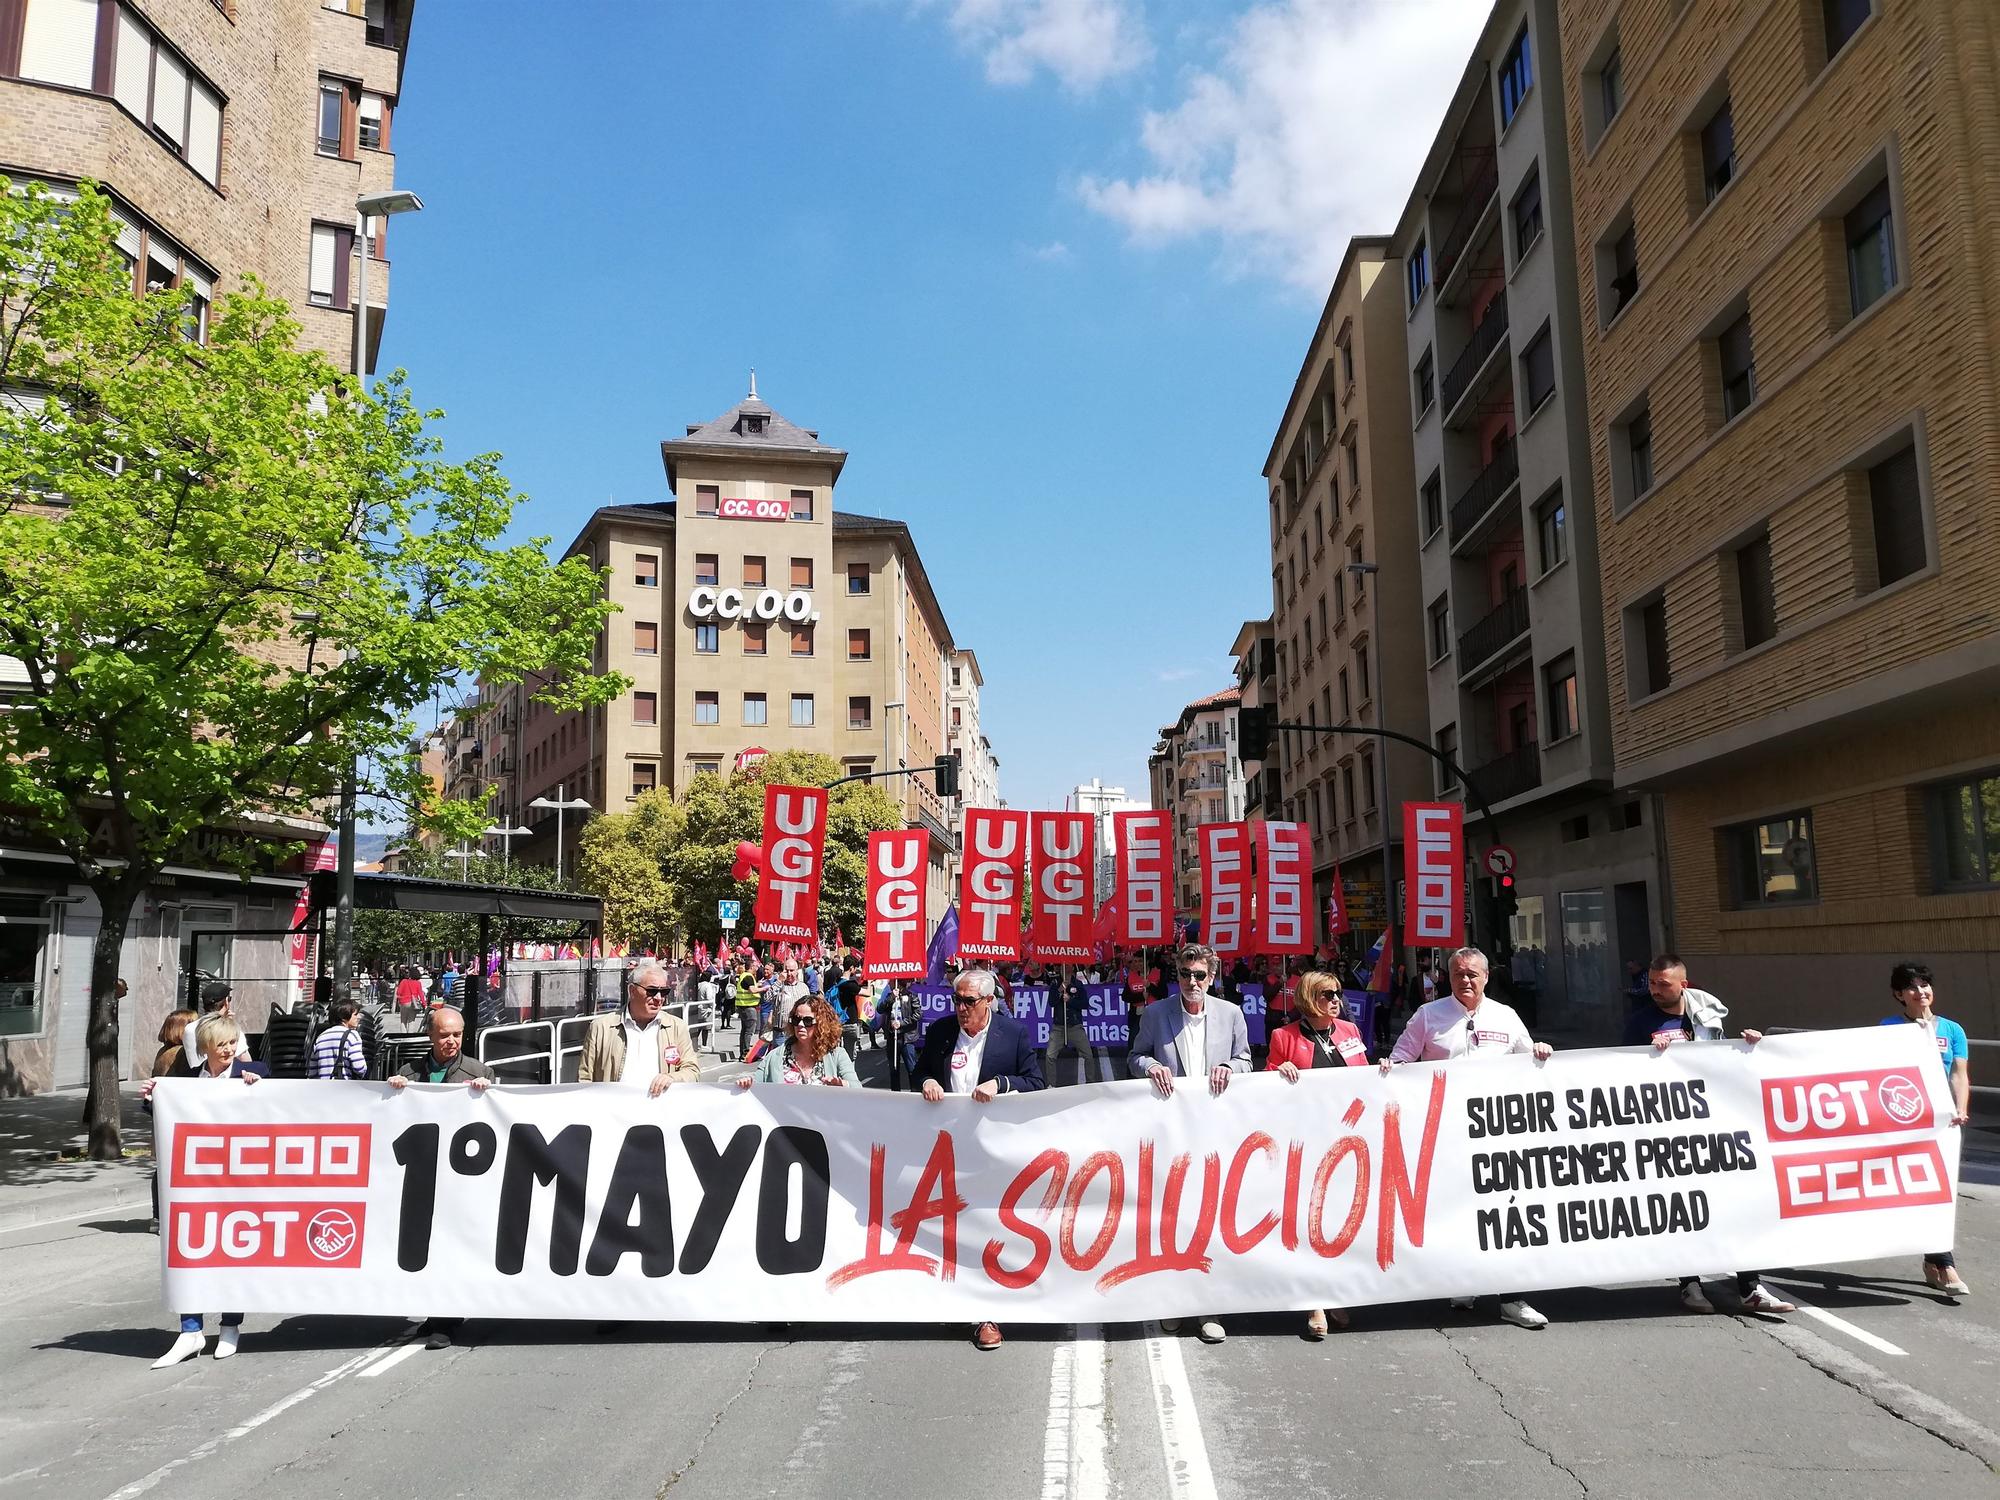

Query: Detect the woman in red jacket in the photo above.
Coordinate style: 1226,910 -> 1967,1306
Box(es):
1266,969 -> 1370,1339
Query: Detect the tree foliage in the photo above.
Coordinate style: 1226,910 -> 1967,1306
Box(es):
352,848 -> 584,974
0,181 -> 625,1153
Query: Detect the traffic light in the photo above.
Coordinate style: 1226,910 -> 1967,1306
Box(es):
1238,704 -> 1274,762
934,752 -> 961,799
1490,873 -> 1518,927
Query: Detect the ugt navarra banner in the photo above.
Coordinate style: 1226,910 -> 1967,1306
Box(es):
154,1028 -> 1956,1324
754,784 -> 827,943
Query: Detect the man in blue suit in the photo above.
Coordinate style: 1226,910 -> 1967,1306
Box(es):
916,966 -> 1045,1351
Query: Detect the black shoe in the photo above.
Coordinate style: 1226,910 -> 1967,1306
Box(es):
426,1326 -> 453,1350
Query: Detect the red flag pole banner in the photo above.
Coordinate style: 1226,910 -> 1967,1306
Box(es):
1028,812 -> 1095,963
1113,810 -> 1173,947
1253,820 -> 1315,955
753,784 -> 829,943
153,1029 -> 1959,1323
958,808 -> 1030,961
863,829 -> 929,980
1404,801 -> 1465,950
1198,822 -> 1253,958
1326,864 -> 1351,939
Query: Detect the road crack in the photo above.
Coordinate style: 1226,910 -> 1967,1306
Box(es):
655,1339 -> 793,1496
1438,1328 -> 1588,1494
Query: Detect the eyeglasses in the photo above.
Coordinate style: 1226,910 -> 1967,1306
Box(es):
953,995 -> 983,1008
1178,968 -> 1210,982
791,1015 -> 816,1028
637,985 -> 672,998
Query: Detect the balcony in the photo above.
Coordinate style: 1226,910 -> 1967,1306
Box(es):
1465,741 -> 1542,807
1448,440 -> 1520,545
1436,153 -> 1499,285
1441,292 -> 1509,419
1457,587 -> 1530,676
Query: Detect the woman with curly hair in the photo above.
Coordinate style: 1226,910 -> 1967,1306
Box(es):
738,995 -> 860,1088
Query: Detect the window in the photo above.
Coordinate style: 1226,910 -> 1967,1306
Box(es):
1361,753 -> 1378,812
1735,531 -> 1778,649
1824,0 -> 1871,59
848,628 -> 870,661
1561,815 -> 1590,843
1604,219 -> 1639,321
847,562 -> 869,594
1421,470 -> 1444,538
1630,595 -> 1671,698
1340,763 -> 1357,822
1616,400 -> 1654,506
1544,653 -> 1579,740
790,557 -> 813,588
1338,668 -> 1351,719
693,623 -> 717,654
634,622 -> 658,656
790,489 -> 814,520
1414,349 -> 1435,415
1846,180 -> 1897,316
741,622 -> 767,656
1340,340 -> 1355,385
634,691 -> 658,725
1316,595 -> 1328,643
790,694 -> 814,728
695,485 -> 719,517
694,553 -> 718,586
1303,615 -> 1315,657
1868,443 -> 1927,586
1498,25 -> 1533,125
1535,488 -> 1567,572
1435,725 -> 1459,793
743,692 -> 768,727
635,553 -> 659,587
1931,772 -> 2000,889
1700,97 -> 1736,202
1598,46 -> 1623,130
1427,596 -> 1451,663
364,0 -> 392,45
692,692 -> 717,725
0,897 -> 51,1038
318,80 -> 345,155
1354,642 -> 1372,703
1718,312 -> 1756,420
1407,239 -> 1429,309
1726,811 -> 1818,905
17,0 -> 96,88
631,761 -> 657,798
742,555 -> 766,587
1512,168 -> 1544,256
848,696 -> 872,731
1520,323 -> 1555,414
20,5 -> 224,185
1345,441 -> 1359,489
790,624 -> 813,657
358,92 -> 387,151
307,223 -> 352,309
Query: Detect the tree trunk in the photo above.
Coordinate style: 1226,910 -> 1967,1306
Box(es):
82,878 -> 143,1161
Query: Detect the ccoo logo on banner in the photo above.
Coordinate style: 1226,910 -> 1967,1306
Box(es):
1253,821 -> 1314,955
1403,802 -> 1464,949
1028,812 -> 1095,963
1114,810 -> 1173,945
959,809 -> 1030,961
755,784 -> 828,942
1199,822 -> 1252,957
863,829 -> 929,979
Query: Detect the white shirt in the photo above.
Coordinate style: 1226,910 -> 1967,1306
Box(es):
1177,1002 -> 1208,1077
618,1015 -> 662,1086
1390,995 -> 1535,1063
948,1021 -> 991,1096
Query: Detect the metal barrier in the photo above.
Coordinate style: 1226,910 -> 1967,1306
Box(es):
443,1002 -> 727,1086
477,1020 -> 558,1085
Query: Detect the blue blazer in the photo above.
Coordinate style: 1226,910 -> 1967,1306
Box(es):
915,1009 -> 1046,1094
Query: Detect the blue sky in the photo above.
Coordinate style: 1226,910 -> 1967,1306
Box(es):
384,0 -> 1487,812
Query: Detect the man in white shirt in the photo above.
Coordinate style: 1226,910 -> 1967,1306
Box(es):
1382,946 -> 1553,1330
578,963 -> 701,1093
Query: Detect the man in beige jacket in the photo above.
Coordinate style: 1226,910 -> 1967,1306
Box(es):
578,962 -> 701,1095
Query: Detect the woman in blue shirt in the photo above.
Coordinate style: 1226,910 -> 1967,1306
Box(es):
1882,961 -> 1971,1296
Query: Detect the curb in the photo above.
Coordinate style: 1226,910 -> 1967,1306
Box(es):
0,1167 -> 154,1234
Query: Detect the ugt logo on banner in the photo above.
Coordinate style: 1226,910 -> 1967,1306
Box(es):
863,829 -> 929,979
959,809 -> 1030,960
1403,802 -> 1464,948
1199,822 -> 1252,957
754,784 -> 828,942
1253,821 -> 1313,954
1028,812 -> 1095,962
1114,809 -> 1173,945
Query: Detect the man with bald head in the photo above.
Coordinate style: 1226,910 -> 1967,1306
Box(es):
388,1006 -> 493,1090
579,962 -> 701,1094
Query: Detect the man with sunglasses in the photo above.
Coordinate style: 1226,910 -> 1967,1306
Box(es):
916,966 -> 1046,1351
578,962 -> 702,1094
1128,943 -> 1251,1345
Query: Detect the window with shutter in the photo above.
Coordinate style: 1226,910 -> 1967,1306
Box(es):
19,0 -> 98,89
309,226 -> 338,306
188,82 -> 222,184
152,49 -> 190,149
113,10 -> 152,118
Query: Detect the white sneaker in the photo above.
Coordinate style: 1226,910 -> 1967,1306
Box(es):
1197,1319 -> 1227,1344
1739,1285 -> 1795,1315
152,1331 -> 206,1369
214,1325 -> 240,1359
1680,1281 -> 1716,1313
1498,1299 -> 1547,1329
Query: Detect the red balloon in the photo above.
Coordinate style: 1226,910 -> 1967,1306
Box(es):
731,840 -> 762,881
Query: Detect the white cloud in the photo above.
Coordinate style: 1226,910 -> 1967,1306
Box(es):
1154,665 -> 1201,683
1027,239 -> 1073,261
1078,0 -> 1490,291
931,0 -> 1150,91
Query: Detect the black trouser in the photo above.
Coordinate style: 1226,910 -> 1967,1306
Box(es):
737,1007 -> 758,1059
1681,1272 -> 1762,1296
1926,1251 -> 1957,1268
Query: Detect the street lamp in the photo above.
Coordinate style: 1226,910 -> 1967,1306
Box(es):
484,821 -> 531,877
331,188 -> 425,1009
529,783 -> 592,884
442,841 -> 475,871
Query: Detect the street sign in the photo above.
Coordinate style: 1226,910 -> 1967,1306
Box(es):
720,919 -> 738,932
1483,845 -> 1516,878
718,900 -> 741,920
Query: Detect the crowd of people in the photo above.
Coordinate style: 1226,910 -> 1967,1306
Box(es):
141,944 -> 1973,1362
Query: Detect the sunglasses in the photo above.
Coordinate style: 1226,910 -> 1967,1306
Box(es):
953,995 -> 984,1008
791,1014 -> 816,1027
639,986 -> 672,999
1178,968 -> 1210,981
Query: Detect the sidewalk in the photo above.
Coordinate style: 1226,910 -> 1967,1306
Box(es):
0,1084 -> 156,1233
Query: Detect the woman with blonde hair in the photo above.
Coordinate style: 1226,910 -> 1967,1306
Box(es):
1265,969 -> 1370,1339
738,995 -> 860,1088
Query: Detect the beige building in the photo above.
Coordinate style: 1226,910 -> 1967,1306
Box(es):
0,0 -> 417,1093
1558,0 -> 2000,1034
1262,238 -> 1428,946
1152,687 -> 1245,917
460,385 -> 964,930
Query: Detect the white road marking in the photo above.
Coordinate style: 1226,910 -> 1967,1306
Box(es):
99,1329 -> 417,1500
1141,1321 -> 1219,1500
1765,1282 -> 1909,1357
356,1340 -> 426,1378
1040,1324 -> 1109,1500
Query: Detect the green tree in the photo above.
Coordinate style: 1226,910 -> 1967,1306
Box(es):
0,182 -> 624,1156
575,787 -> 685,953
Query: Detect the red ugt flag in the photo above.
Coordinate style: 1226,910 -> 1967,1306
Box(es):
1028,812 -> 1095,962
863,829 -> 929,979
958,808 -> 1029,961
1198,822 -> 1253,957
753,784 -> 827,943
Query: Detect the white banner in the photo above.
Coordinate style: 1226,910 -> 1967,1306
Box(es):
154,1028 -> 1959,1323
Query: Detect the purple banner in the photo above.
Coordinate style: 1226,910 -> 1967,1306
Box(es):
905,983 -> 1375,1052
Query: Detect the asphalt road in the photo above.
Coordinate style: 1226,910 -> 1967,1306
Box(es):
5,1044 -> 1999,1500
